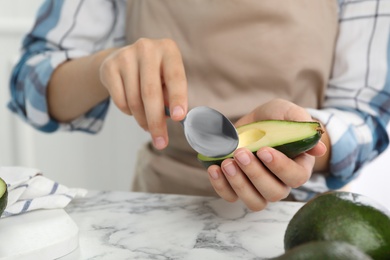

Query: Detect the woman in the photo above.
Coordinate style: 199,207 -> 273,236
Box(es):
9,0 -> 390,211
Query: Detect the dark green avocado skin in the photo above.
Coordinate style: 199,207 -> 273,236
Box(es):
198,132 -> 321,168
284,191 -> 390,260
0,189 -> 8,217
271,241 -> 373,260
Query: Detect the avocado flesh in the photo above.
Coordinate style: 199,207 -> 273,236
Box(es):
197,120 -> 323,167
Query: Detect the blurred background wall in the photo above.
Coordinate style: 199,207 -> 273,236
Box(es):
0,0 -> 389,209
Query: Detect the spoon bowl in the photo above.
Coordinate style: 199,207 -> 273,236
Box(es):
166,106 -> 239,157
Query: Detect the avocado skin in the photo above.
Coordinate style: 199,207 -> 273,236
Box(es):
284,191 -> 390,260
198,131 -> 321,168
271,133 -> 321,158
272,241 -> 372,260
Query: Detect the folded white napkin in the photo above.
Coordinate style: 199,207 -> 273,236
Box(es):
0,166 -> 87,218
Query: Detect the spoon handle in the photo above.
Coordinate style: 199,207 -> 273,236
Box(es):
164,106 -> 184,125
164,106 -> 171,117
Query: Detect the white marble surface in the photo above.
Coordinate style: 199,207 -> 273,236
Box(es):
63,191 -> 304,260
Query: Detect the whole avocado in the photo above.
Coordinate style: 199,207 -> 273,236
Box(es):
284,191 -> 390,260
272,241 -> 372,260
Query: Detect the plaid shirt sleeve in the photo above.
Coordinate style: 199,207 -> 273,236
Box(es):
8,0 -> 126,133
308,0 -> 390,190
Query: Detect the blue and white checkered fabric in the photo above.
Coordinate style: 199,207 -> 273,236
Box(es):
0,167 -> 87,218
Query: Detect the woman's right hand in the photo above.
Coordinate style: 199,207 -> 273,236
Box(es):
99,38 -> 188,150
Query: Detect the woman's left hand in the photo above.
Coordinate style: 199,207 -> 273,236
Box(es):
207,99 -> 327,211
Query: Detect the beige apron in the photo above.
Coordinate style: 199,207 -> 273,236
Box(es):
126,0 -> 338,196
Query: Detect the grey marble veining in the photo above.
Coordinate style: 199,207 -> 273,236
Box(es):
65,191 -> 303,260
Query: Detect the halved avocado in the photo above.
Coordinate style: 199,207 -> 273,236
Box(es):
197,120 -> 323,168
0,177 -> 8,217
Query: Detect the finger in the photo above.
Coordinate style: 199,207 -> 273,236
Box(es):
160,39 -> 188,121
119,52 -> 149,131
221,159 -> 268,211
257,147 -> 314,188
207,165 -> 238,203
305,141 -> 327,157
138,42 -> 168,149
233,148 -> 291,202
100,59 -> 132,115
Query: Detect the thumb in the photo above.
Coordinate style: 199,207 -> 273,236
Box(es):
234,113 -> 255,128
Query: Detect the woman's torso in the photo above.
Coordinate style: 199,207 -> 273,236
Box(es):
126,0 -> 338,196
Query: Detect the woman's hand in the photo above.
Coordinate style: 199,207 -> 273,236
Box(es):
99,38 -> 188,150
207,99 -> 328,211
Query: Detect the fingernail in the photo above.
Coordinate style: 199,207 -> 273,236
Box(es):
172,106 -> 184,118
209,169 -> 219,180
235,151 -> 251,165
223,162 -> 236,177
153,137 -> 166,150
258,150 -> 273,163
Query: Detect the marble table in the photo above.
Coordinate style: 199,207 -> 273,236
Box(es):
63,191 -> 304,260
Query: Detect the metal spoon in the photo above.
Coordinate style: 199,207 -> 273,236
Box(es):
166,106 -> 239,157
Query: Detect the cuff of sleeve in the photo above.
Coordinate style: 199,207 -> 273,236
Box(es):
307,108 -> 363,189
